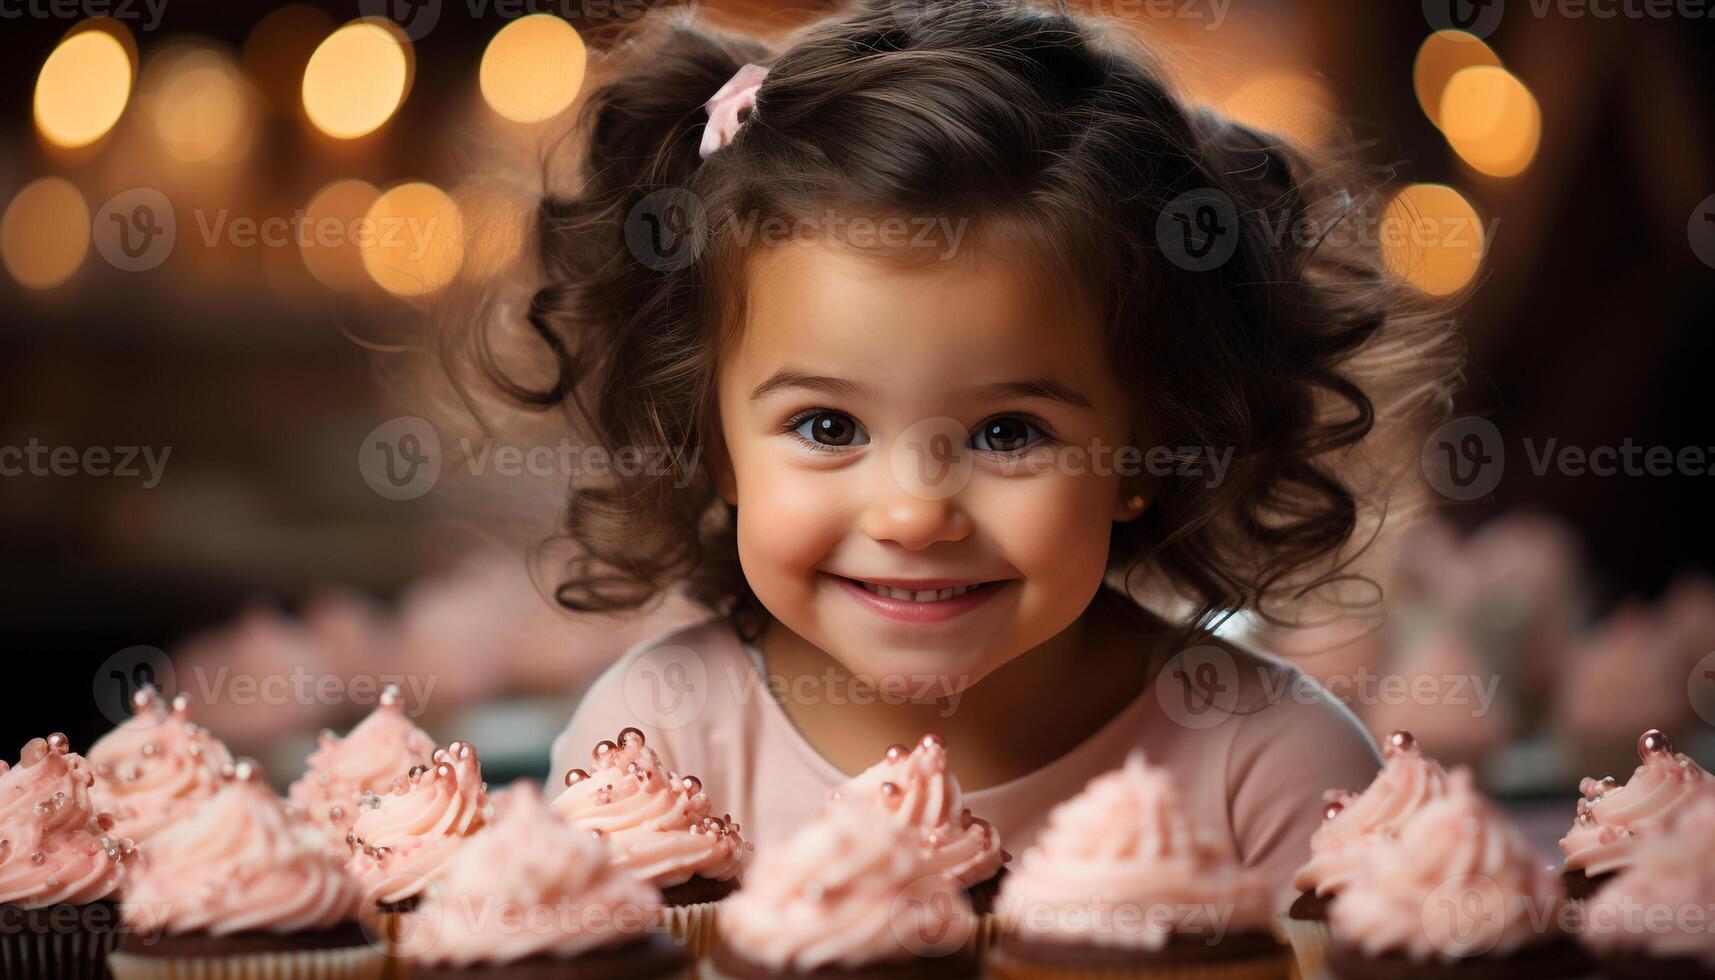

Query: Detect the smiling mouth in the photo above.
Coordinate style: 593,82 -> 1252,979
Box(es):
833,576 -> 1001,603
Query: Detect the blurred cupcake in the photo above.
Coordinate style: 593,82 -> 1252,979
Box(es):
0,734 -> 132,980
1559,728 -> 1711,900
1327,768 -> 1589,979
1579,789 -> 1715,979
989,751 -> 1284,980
397,781 -> 686,979
288,684 -> 436,851
89,688 -> 234,845
828,733 -> 1008,914
1364,620 -> 1516,768
705,798 -> 978,979
551,728 -> 745,954
1554,606 -> 1696,772
346,740 -> 490,915
108,759 -> 381,980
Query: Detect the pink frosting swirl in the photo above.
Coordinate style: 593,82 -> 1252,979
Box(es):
404,782 -> 662,967
995,751 -> 1273,950
89,688 -> 234,845
1581,790 -> 1715,966
717,798 -> 974,970
828,733 -> 1006,889
1293,731 -> 1449,897
288,684 -> 435,848
1330,767 -> 1566,961
0,735 -> 130,908
1560,729 -> 1710,877
550,728 -> 746,887
120,760 -> 363,935
346,740 -> 489,904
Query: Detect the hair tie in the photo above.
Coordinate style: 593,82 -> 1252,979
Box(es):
699,63 -> 769,160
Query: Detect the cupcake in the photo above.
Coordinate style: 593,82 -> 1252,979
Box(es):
1327,768 -> 1590,980
1281,732 -> 1448,978
89,687 -> 234,845
1559,728 -> 1710,900
0,734 -> 132,980
396,781 -> 686,979
705,798 -> 979,978
828,733 -> 1008,914
346,740 -> 490,914
989,751 -> 1285,980
1579,789 -> 1715,979
108,759 -> 382,980
550,728 -> 746,955
288,684 -> 436,850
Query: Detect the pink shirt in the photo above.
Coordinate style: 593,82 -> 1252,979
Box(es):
549,615 -> 1380,909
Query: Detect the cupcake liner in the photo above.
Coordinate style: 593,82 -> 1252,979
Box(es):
106,944 -> 386,980
661,902 -> 719,960
0,901 -> 124,980
1274,914 -> 1331,980
984,944 -> 1292,980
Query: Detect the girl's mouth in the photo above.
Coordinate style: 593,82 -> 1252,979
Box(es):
824,574 -> 1008,623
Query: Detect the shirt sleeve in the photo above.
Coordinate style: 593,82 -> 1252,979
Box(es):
1224,664 -> 1381,908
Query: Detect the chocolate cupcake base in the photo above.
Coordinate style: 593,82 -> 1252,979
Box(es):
116,923 -> 372,958
1326,937 -> 1594,980
409,935 -> 689,980
703,940 -> 979,979
965,868 -> 1006,916
662,876 -> 738,907
1285,889 -> 1331,922
1559,868 -> 1614,901
1595,952 -> 1715,980
107,924 -> 386,980
989,930 -> 1289,979
0,900 -> 123,980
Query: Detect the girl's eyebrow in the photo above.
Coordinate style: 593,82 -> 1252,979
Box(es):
749,369 -> 874,402
970,378 -> 1093,410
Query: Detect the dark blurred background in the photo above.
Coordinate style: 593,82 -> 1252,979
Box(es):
2,0 -> 1713,827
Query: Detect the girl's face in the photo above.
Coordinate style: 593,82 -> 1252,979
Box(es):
715,236 -> 1143,694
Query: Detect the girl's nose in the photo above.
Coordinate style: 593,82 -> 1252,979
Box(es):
857,493 -> 974,551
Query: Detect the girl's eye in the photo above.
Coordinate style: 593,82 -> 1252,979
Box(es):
971,416 -> 1045,453
793,411 -> 869,448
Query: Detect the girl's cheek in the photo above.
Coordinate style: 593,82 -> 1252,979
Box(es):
976,466 -> 1115,587
735,456 -> 850,581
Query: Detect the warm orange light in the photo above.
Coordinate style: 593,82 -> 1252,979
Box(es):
34,30 -> 132,148
2,178 -> 91,289
1413,30 -> 1501,129
1439,66 -> 1541,178
244,5 -> 337,118
146,48 -> 252,164
480,14 -> 587,123
1380,183 -> 1485,296
301,179 -> 381,292
302,21 -> 408,139
361,183 -> 465,296
1220,73 -> 1335,147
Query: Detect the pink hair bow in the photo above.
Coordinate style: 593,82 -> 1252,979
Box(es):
699,62 -> 769,160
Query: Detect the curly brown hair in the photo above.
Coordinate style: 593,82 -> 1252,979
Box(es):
467,0 -> 1463,641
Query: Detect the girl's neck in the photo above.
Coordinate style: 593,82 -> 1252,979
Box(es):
754,587 -> 1162,790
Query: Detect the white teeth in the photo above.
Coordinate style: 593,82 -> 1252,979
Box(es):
856,580 -> 983,602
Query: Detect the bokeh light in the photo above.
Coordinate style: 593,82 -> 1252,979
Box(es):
479,14 -> 587,123
302,21 -> 409,139
301,179 -> 381,293
361,183 -> 465,296
1413,30 -> 1501,129
1381,182 -> 1485,296
34,29 -> 132,149
144,47 -> 254,165
2,178 -> 91,290
244,5 -> 337,118
1439,65 -> 1542,178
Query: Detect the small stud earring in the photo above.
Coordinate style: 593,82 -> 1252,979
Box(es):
1126,495 -> 1146,511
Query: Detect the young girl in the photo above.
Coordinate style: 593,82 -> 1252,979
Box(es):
499,0 -> 1461,897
